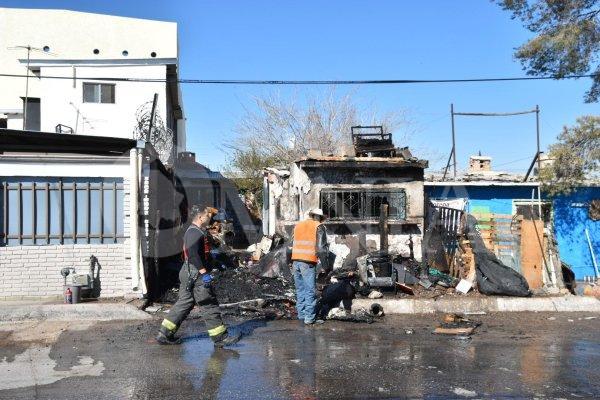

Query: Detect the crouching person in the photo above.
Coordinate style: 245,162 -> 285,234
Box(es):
157,205 -> 241,347
316,270 -> 357,320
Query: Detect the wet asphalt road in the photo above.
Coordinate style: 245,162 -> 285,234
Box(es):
0,312 -> 599,399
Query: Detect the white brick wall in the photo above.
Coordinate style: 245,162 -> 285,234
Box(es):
0,176 -> 140,300
0,243 -> 134,299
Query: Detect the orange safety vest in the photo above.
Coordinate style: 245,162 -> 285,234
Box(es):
291,219 -> 321,263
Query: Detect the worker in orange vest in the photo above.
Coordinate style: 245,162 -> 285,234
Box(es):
291,208 -> 330,325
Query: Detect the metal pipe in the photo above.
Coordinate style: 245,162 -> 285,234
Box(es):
147,93 -> 158,142
130,148 -> 140,291
379,203 -> 389,253
23,46 -> 30,130
531,189 -> 551,285
537,185 -> 542,223
523,152 -> 539,182
138,150 -> 147,295
536,105 -> 541,177
585,228 -> 599,279
451,103 -> 457,178
442,147 -> 453,181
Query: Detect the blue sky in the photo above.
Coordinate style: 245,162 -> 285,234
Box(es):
4,0 -> 598,171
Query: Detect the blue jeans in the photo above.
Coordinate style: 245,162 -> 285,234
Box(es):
293,260 -> 317,323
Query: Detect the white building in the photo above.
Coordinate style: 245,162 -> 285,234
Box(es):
0,8 -> 187,299
0,7 -> 185,151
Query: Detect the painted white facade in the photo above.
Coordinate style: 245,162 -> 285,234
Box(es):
37,64 -> 169,137
0,7 -> 186,152
0,7 -> 182,298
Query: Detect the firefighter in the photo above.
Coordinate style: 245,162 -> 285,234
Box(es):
156,205 -> 241,346
291,208 -> 330,325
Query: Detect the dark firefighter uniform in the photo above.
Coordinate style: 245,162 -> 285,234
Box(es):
158,224 -> 237,345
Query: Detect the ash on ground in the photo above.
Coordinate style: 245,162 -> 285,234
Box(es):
158,267 -> 296,320
212,268 -> 293,304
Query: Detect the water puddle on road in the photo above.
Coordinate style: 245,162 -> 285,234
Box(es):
0,345 -> 104,390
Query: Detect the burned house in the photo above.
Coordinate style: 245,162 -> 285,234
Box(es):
263,127 -> 428,270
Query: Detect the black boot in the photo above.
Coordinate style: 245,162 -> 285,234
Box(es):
212,330 -> 242,348
156,325 -> 181,345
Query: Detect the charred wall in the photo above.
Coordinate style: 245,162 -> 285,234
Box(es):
269,160 -> 426,269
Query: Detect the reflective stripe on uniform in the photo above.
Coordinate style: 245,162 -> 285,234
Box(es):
291,219 -> 321,263
292,248 -> 316,255
294,240 -> 316,246
161,319 -> 177,332
207,324 -> 227,337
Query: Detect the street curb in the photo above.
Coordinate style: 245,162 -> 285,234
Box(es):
0,303 -> 152,322
354,296 -> 600,314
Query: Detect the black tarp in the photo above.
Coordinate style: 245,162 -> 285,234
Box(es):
465,215 -> 531,297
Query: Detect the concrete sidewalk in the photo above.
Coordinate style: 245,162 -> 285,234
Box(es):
354,295 -> 600,314
0,301 -> 151,322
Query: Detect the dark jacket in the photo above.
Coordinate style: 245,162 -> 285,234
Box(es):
183,224 -> 210,271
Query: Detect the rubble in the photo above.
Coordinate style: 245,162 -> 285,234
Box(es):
213,268 -> 292,302
434,314 -> 481,336
368,290 -> 383,299
156,196 -> 541,321
325,306 -> 382,324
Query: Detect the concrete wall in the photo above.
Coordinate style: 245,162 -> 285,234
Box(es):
38,65 -> 167,138
269,163 -> 426,268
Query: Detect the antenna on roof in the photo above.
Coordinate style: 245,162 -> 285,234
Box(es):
7,45 -> 57,129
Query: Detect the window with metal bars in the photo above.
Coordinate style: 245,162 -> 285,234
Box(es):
0,177 -> 124,246
320,189 -> 407,220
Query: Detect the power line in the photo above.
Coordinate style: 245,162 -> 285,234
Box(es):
0,72 -> 598,85
493,156 -> 536,167
454,110 -> 536,116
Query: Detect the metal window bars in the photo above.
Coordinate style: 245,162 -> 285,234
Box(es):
0,179 -> 124,246
320,189 -> 407,220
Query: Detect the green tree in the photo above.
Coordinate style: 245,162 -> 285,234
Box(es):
497,0 -> 600,102
222,147 -> 277,213
540,115 -> 600,195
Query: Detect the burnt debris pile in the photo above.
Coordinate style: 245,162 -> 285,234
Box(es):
213,268 -> 293,304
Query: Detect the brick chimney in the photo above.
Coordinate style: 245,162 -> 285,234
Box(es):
469,155 -> 492,173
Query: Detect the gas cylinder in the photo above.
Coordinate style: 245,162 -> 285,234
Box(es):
65,287 -> 73,304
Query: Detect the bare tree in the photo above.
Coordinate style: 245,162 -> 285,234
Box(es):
228,88 -> 407,163
223,87 -> 410,206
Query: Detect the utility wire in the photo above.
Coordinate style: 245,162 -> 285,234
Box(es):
493,156 -> 535,167
0,72 -> 598,85
454,110 -> 536,116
